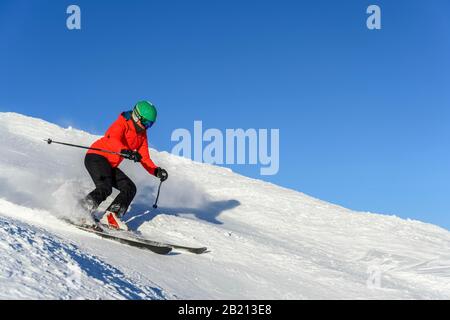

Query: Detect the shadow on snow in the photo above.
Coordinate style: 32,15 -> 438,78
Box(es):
125,198 -> 241,231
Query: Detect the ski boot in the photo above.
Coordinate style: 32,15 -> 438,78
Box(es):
78,197 -> 102,230
100,203 -> 129,231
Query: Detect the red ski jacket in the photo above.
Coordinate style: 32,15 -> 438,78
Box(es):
87,111 -> 158,175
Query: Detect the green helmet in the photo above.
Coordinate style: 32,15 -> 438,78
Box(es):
132,100 -> 157,128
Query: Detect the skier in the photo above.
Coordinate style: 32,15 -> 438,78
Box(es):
81,101 -> 168,230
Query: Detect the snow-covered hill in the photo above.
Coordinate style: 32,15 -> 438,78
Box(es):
0,112 -> 449,299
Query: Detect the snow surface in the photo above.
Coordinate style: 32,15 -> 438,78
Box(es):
0,112 -> 449,300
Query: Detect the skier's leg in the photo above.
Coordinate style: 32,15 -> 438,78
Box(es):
100,168 -> 136,230
83,154 -> 114,213
107,168 -> 137,217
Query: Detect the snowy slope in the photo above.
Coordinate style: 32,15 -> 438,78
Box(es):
0,112 -> 449,300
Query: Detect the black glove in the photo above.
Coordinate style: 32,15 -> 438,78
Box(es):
154,167 -> 168,182
121,149 -> 142,163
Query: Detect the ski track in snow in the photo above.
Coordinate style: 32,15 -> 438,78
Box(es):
1,112 -> 450,299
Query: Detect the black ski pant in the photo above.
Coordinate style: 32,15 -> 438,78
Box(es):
84,153 -> 136,216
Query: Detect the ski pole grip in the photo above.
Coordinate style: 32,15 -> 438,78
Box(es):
46,138 -> 53,144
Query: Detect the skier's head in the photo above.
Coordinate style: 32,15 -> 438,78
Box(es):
132,101 -> 157,129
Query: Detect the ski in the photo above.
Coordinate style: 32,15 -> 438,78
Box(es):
138,237 -> 208,255
63,218 -> 207,254
162,243 -> 207,255
65,220 -> 172,255
102,224 -> 208,254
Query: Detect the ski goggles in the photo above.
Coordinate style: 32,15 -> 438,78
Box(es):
133,109 -> 155,129
140,118 -> 154,129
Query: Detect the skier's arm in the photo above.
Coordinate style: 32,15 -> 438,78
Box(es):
138,137 -> 158,176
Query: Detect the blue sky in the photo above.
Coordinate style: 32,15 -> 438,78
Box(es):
1,0 -> 449,229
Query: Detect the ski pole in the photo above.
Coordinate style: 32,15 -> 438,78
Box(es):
153,180 -> 163,209
44,138 -> 127,157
